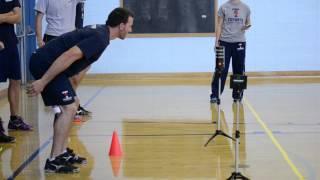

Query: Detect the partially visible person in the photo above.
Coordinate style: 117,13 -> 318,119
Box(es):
28,7 -> 134,173
0,0 -> 32,134
0,40 -> 5,51
0,117 -> 15,143
210,0 -> 251,103
35,0 -> 91,116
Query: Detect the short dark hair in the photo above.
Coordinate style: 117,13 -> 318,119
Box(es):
106,7 -> 134,27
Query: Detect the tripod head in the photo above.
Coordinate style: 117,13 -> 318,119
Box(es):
230,74 -> 247,91
215,46 -> 225,74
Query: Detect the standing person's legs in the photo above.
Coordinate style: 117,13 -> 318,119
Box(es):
1,45 -> 32,131
0,117 -> 15,143
71,66 -> 91,115
8,79 -> 20,117
37,74 -> 81,173
0,44 -> 16,142
231,42 -> 246,100
210,41 -> 232,101
51,102 -> 78,158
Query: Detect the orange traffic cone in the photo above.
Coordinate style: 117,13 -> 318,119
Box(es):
109,156 -> 122,177
109,130 -> 123,156
73,115 -> 82,124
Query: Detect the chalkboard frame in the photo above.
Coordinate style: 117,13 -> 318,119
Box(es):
120,0 -> 217,37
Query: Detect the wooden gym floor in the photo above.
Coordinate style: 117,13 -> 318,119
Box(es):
0,76 -> 319,180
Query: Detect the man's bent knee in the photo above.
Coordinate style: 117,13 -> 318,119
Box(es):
61,103 -> 78,116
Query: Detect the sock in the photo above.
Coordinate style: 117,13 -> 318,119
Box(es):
63,149 -> 67,154
52,106 -> 61,114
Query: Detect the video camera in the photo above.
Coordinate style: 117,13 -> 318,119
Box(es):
230,74 -> 247,91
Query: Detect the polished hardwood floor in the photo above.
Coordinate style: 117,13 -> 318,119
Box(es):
0,76 -> 319,180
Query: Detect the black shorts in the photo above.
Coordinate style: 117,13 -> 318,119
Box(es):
29,52 -> 76,106
0,45 -> 21,82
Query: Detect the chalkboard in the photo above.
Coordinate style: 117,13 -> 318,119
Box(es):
121,0 -> 216,37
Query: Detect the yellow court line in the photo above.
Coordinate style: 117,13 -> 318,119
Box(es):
244,98 -> 305,180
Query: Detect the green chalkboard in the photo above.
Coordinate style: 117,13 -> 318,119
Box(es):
121,0 -> 216,37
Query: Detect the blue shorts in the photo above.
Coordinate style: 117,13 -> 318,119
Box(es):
29,52 -> 76,106
0,45 -> 21,82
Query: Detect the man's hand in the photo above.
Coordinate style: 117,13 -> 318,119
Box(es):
0,41 -> 5,51
37,39 -> 45,48
241,24 -> 251,31
26,80 -> 46,97
215,40 -> 220,48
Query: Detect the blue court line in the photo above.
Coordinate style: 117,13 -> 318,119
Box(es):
83,87 -> 106,107
7,138 -> 52,180
7,87 -> 105,179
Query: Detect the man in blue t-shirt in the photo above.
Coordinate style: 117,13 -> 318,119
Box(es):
35,0 -> 91,116
28,7 -> 134,173
0,0 -> 33,143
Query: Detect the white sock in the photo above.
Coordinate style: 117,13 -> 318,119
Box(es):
52,106 -> 61,114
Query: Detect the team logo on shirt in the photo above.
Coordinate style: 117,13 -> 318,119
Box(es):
62,91 -> 72,102
228,8 -> 243,24
233,8 -> 240,17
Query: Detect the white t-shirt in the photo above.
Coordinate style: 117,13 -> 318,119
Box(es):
35,0 -> 82,36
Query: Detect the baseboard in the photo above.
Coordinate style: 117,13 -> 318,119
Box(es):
81,71 -> 320,85
1,71 -> 318,100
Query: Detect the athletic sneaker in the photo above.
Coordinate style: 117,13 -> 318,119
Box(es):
210,97 -> 218,104
44,155 -> 80,173
8,116 -> 32,131
62,148 -> 87,165
0,118 -> 5,133
76,106 -> 91,116
0,131 -> 15,143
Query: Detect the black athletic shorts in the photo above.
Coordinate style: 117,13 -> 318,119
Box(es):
29,52 -> 76,106
0,45 -> 21,82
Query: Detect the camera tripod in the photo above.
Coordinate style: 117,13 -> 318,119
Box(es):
205,46 -> 235,146
205,75 -> 235,146
227,99 -> 249,180
227,75 -> 249,180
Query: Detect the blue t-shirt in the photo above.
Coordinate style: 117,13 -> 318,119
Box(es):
0,0 -> 21,47
35,24 -> 110,77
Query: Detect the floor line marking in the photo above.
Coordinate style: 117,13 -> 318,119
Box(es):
244,98 -> 304,180
7,86 -> 105,179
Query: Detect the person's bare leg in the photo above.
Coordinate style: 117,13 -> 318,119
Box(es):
70,66 -> 90,90
8,79 -> 20,116
50,102 -> 78,158
62,98 -> 79,151
70,66 -> 90,113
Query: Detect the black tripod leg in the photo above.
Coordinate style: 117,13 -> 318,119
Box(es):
205,130 -> 235,147
227,172 -> 250,180
204,133 -> 219,146
219,131 -> 236,141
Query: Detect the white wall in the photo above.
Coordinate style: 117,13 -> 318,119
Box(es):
84,0 -> 320,73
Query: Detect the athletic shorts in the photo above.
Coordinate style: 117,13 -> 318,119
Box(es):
29,52 -> 76,106
0,45 -> 21,82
